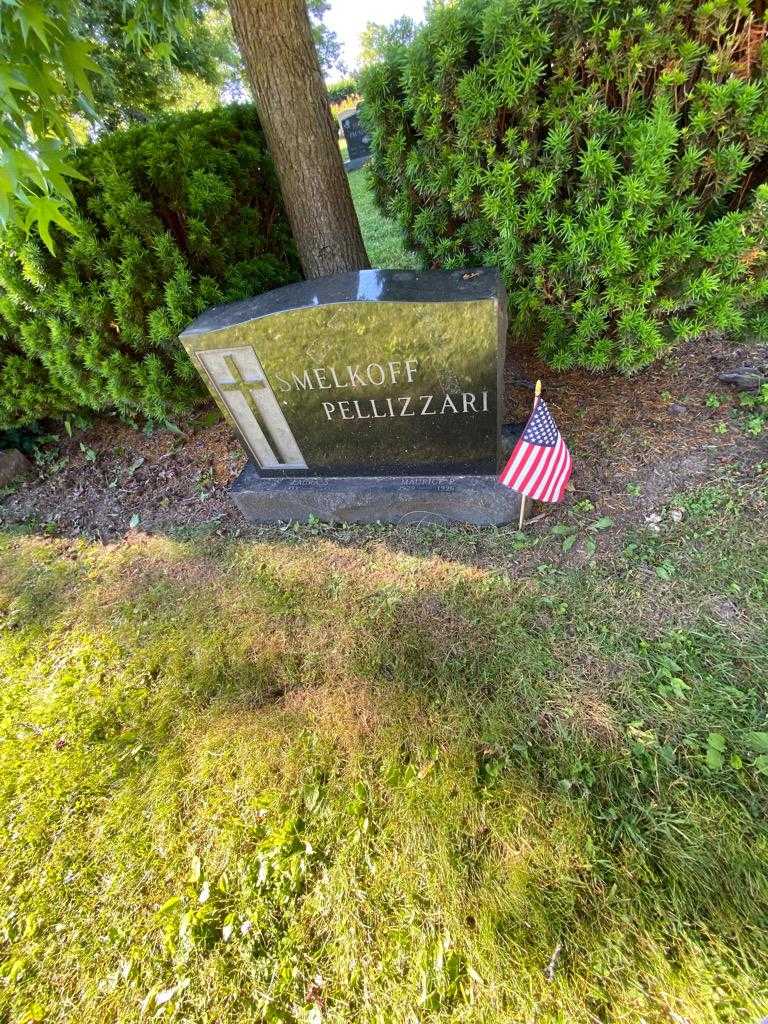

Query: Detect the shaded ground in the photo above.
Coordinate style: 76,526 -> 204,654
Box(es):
512,332 -> 768,522
0,412 -> 247,541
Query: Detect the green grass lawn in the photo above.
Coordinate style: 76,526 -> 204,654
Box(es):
1,481 -> 767,1022
348,167 -> 423,270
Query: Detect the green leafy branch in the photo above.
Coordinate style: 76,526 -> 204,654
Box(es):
0,0 -> 191,249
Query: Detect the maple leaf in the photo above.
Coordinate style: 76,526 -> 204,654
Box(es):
60,37 -> 101,100
25,194 -> 79,253
13,1 -> 54,49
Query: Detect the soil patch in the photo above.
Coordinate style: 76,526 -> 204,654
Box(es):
1,415 -> 246,541
2,333 -> 766,543
506,331 -> 767,524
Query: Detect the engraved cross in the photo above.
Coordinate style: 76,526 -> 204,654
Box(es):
219,354 -> 266,419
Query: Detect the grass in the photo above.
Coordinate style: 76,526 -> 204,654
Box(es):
348,167 -> 423,270
1,481 -> 767,1022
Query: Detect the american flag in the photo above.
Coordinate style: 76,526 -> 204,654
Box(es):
498,398 -> 572,502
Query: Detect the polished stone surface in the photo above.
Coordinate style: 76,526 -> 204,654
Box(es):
339,108 -> 372,161
182,268 -> 504,332
181,269 -> 507,479
232,463 -> 521,526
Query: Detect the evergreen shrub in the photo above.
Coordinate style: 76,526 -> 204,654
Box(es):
0,106 -> 300,428
362,0 -> 768,370
327,77 -> 360,104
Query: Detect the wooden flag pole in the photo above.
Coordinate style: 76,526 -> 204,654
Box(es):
518,379 -> 542,531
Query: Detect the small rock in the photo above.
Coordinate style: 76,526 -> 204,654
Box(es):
645,512 -> 663,533
667,403 -> 688,416
0,449 -> 35,489
708,597 -> 741,623
717,367 -> 765,391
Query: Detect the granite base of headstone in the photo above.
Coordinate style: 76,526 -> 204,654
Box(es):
180,268 -> 521,527
231,468 -> 519,527
344,156 -> 370,173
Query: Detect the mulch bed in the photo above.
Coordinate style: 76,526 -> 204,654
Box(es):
1,334 -> 766,543
508,332 -> 767,519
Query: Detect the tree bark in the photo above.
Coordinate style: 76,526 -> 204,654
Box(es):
228,0 -> 370,278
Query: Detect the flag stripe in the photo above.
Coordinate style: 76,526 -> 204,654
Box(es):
522,440 -> 559,498
535,437 -> 565,500
508,443 -> 540,491
559,452 -> 573,500
531,437 -> 564,501
514,447 -> 546,494
543,444 -> 569,502
543,440 -> 568,501
553,450 -> 573,501
499,442 -> 524,487
549,442 -> 569,502
537,437 -> 568,502
536,436 -> 565,499
501,439 -> 532,487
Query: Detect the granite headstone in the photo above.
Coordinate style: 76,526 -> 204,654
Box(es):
339,107 -> 372,170
180,268 -> 520,525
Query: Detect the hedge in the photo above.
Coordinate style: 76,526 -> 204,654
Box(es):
361,0 -> 768,371
327,77 -> 360,104
0,105 -> 300,428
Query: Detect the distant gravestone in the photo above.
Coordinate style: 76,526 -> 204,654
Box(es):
339,107 -> 372,169
180,269 -> 520,525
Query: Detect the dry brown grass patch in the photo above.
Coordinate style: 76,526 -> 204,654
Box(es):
89,533 -> 224,610
539,654 -> 625,748
281,675 -> 382,749
539,689 -> 622,749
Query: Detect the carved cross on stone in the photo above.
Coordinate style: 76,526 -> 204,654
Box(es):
194,346 -> 307,470
219,354 -> 267,420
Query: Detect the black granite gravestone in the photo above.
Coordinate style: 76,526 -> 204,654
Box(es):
180,268 -> 520,525
339,108 -> 372,169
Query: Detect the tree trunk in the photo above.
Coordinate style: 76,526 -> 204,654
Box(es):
228,0 -> 370,278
